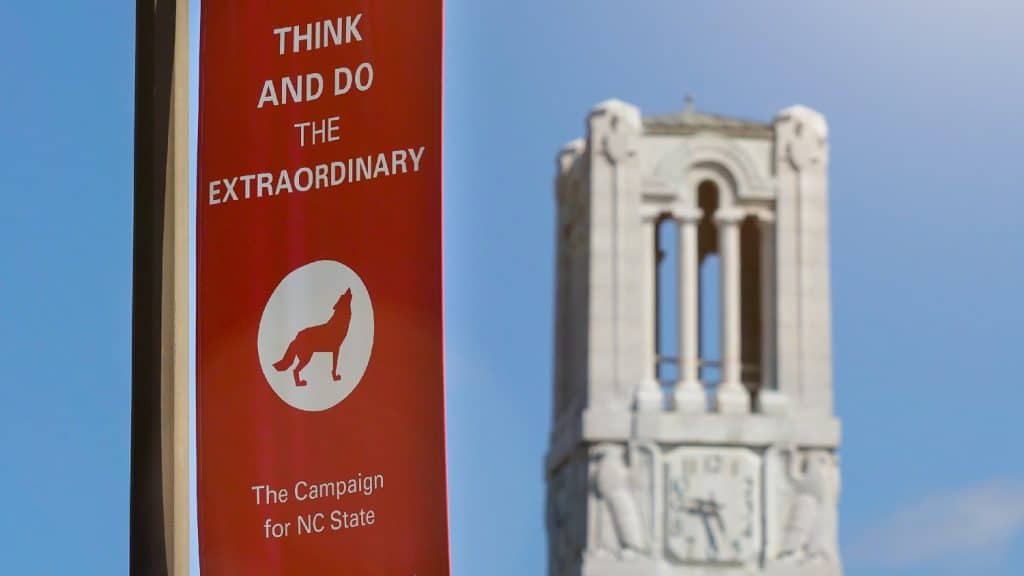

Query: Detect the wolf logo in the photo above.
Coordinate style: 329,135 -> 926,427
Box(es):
272,289 -> 353,387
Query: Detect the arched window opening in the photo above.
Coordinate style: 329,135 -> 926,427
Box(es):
697,181 -> 719,259
656,215 -> 679,386
740,215 -> 762,393
696,181 -> 721,389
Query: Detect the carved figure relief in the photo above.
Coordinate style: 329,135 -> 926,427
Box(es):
776,449 -> 841,565
592,444 -> 648,557
629,445 -> 656,551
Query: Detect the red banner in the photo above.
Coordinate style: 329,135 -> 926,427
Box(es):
196,2 -> 447,574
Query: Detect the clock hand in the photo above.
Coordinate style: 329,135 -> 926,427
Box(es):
686,497 -> 715,514
683,497 -> 705,515
707,495 -> 726,535
702,513 -> 718,553
687,499 -> 720,553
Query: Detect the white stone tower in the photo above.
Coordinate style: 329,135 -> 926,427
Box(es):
547,99 -> 841,576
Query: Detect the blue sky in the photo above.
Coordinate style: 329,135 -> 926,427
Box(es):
2,1 -> 1024,575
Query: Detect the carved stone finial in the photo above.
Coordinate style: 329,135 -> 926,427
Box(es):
602,115 -> 634,164
558,139 -> 585,176
776,105 -> 829,170
588,99 -> 641,165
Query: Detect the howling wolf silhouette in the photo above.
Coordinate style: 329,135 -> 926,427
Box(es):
272,289 -> 353,387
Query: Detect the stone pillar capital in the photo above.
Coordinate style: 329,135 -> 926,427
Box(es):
674,207 -> 703,224
713,209 -> 746,226
639,208 -> 662,223
753,210 -> 776,226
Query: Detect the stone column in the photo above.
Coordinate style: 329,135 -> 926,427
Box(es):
758,216 -> 787,415
635,214 -> 662,411
716,209 -> 749,414
586,99 -> 641,412
673,208 -> 706,412
774,105 -> 834,416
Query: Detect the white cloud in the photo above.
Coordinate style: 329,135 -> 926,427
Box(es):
854,479 -> 1024,570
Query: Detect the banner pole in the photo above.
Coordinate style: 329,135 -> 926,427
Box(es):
131,0 -> 189,573
167,0 -> 190,573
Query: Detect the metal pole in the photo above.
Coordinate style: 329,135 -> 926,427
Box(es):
131,0 -> 189,573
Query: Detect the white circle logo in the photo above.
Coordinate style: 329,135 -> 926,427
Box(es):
257,260 -> 374,412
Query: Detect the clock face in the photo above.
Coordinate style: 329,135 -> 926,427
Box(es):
665,447 -> 761,565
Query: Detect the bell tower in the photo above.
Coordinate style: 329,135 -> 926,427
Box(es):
547,99 -> 841,576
